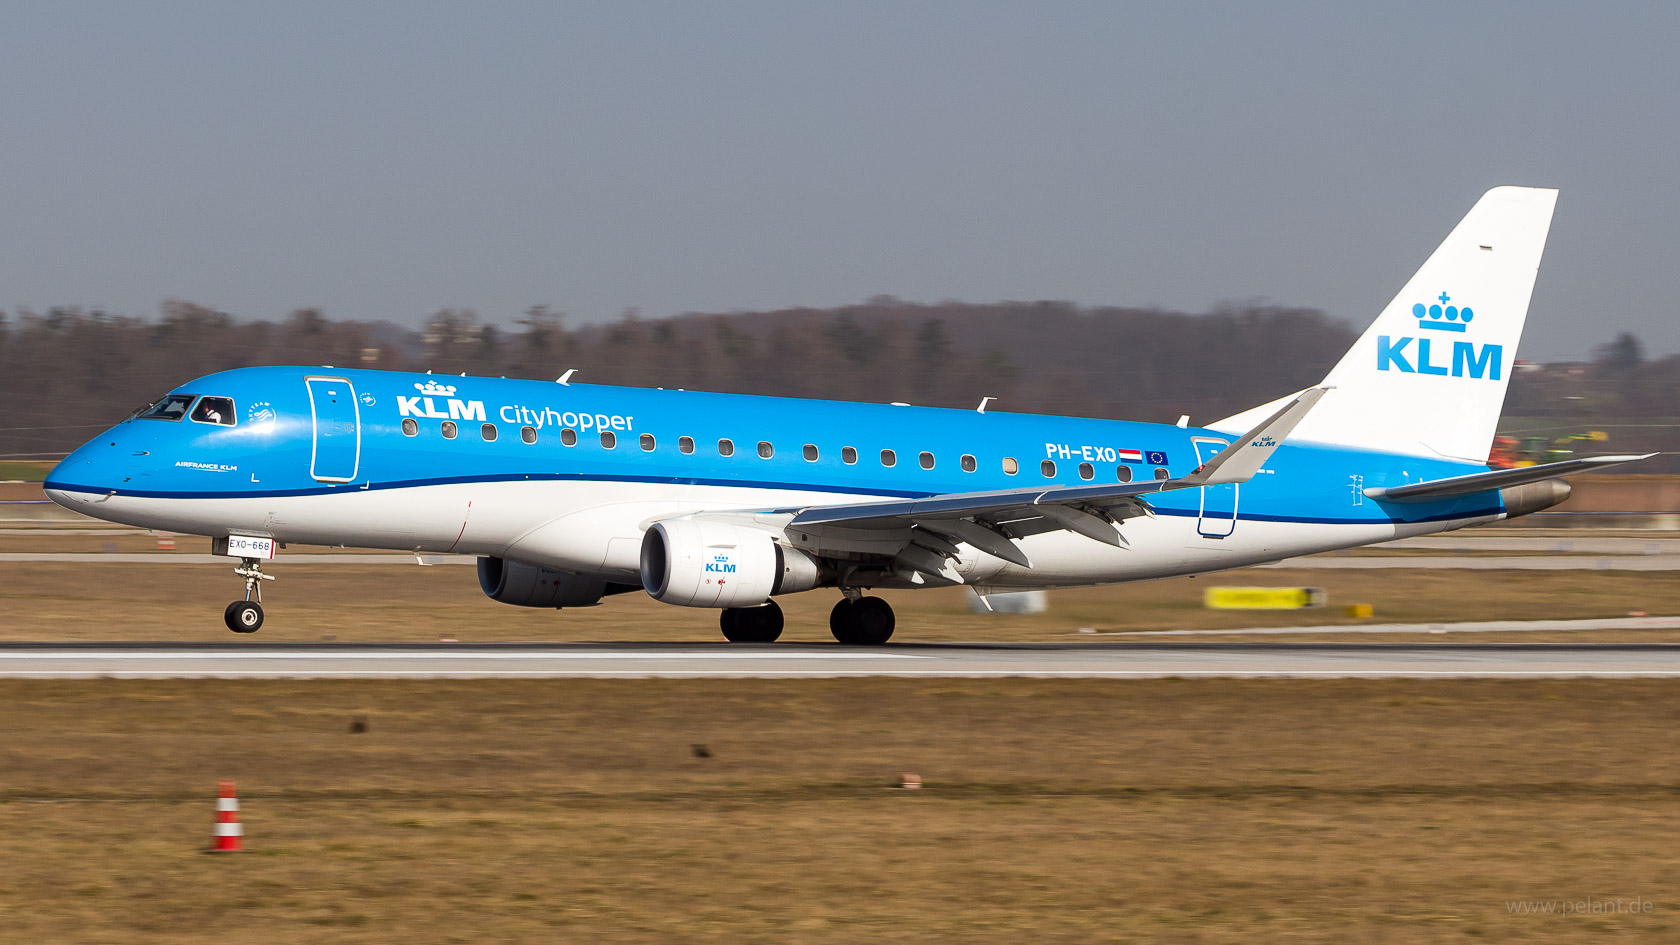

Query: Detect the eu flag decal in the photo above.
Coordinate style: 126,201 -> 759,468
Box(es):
1145,450 -> 1169,466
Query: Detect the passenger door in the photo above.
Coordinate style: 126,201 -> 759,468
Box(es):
306,377 -> 360,482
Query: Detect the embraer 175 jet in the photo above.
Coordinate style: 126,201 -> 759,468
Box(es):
46,186 -> 1650,642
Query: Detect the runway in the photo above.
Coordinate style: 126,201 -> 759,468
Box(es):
4,641 -> 1680,678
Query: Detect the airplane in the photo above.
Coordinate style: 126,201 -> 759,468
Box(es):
44,185 -> 1652,642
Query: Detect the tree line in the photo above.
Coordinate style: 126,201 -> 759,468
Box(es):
1,299 -> 1671,467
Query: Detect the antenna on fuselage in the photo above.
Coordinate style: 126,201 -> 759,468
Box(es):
976,396 -> 995,414
557,369 -> 577,386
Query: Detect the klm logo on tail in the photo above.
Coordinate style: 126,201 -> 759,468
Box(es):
1377,292 -> 1502,380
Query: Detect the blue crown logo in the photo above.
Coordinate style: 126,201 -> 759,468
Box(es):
1412,292 -> 1473,333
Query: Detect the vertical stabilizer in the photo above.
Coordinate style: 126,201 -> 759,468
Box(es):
1213,186 -> 1558,462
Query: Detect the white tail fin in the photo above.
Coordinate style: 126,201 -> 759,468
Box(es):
1213,186 -> 1559,462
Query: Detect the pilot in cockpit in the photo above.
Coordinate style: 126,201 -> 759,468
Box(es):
190,396 -> 235,426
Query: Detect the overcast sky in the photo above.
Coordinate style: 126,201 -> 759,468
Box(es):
1,1 -> 1675,360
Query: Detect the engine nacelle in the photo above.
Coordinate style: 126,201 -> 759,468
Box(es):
477,556 -> 613,608
1500,478 -> 1571,519
640,519 -> 822,608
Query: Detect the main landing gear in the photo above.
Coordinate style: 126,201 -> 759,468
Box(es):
719,596 -> 897,645
224,557 -> 274,634
830,596 -> 895,646
721,600 -> 784,643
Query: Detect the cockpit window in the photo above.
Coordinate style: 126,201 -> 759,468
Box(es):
190,396 -> 236,426
136,394 -> 194,421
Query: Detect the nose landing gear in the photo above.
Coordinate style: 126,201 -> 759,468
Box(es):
224,558 -> 274,633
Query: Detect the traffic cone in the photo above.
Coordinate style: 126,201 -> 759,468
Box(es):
210,779 -> 244,852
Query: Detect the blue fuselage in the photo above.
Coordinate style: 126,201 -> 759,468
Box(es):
47,365 -> 1493,530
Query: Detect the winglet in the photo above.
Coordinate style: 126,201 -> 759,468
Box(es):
1183,387 -> 1330,486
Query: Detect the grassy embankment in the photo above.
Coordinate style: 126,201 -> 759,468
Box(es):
0,460 -> 54,481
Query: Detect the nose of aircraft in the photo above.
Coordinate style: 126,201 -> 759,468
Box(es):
43,426 -> 155,510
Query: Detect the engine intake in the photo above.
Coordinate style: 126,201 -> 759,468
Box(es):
477,556 -> 627,608
640,519 -> 821,608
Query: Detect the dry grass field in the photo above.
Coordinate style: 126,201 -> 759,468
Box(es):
1,678 -> 1677,943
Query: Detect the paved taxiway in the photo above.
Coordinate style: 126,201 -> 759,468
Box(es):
3,642 -> 1679,678
1112,615 -> 1680,637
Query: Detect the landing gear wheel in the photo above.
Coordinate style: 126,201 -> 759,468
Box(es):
721,600 -> 784,643
226,555 -> 274,634
224,600 -> 264,634
830,596 -> 895,645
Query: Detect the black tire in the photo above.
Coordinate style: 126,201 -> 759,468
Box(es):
224,600 -> 264,634
828,599 -> 855,640
720,600 -> 783,643
831,596 -> 894,645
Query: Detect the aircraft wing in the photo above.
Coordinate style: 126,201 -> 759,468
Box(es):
1362,453 -> 1656,502
785,388 -> 1328,567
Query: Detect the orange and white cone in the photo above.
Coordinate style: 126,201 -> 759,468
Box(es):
211,779 -> 244,852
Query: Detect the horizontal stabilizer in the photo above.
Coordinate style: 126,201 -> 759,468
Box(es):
1363,454 -> 1655,502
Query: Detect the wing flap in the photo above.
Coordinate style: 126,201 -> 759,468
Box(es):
786,388 -> 1330,565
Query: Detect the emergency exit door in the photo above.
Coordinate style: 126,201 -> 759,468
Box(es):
306,377 -> 360,482
1192,437 -> 1237,538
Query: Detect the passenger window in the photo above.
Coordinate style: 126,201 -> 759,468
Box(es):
1116,465 -> 1133,483
842,446 -> 858,465
919,451 -> 934,470
679,436 -> 695,454
961,454 -> 976,473
521,426 -> 537,444
561,428 -> 577,446
718,438 -> 735,457
803,444 -> 819,462
401,418 -> 418,437
1003,457 -> 1018,475
138,394 -> 194,422
601,431 -> 617,449
641,433 -> 656,451
442,421 -> 458,439
190,396 -> 236,426
1078,462 -> 1094,480
1154,467 -> 1170,480
481,423 -> 498,442
1041,459 -> 1056,477
881,449 -> 897,467
757,441 -> 774,459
